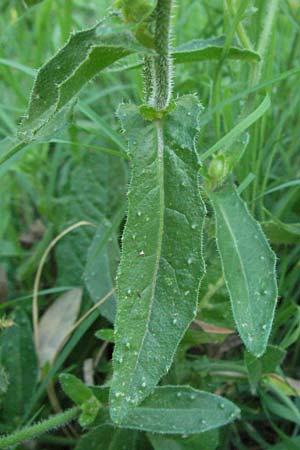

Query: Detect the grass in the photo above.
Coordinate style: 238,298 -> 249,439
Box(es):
0,0 -> 299,448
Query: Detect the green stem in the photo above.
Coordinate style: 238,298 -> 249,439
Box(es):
252,0 -> 280,86
149,0 -> 173,110
0,407 -> 79,449
225,0 -> 252,49
0,140 -> 27,167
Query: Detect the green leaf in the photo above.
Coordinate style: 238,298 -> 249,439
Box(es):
60,374 -> 101,427
89,386 -> 238,434
60,373 -> 94,405
148,429 -> 219,450
120,386 -> 239,434
18,23 -> 149,142
269,437 -> 300,450
262,218 -> 300,245
115,0 -> 157,23
0,366 -> 9,399
201,95 -> 270,162
75,426 -> 145,450
23,0 -> 44,6
95,328 -> 115,343
203,133 -> 249,188
245,345 -> 285,392
208,183 -> 277,356
110,95 -> 206,422
173,36 -> 260,64
84,220 -> 120,323
55,151 -> 126,322
0,309 -> 38,426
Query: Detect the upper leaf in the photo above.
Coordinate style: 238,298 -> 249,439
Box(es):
110,95 -> 206,422
173,36 -> 260,64
208,183 -> 277,356
18,22 -> 150,142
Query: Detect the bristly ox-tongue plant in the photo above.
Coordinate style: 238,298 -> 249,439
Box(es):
0,0 -> 278,447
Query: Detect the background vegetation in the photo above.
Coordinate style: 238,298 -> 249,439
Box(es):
0,0 -> 299,448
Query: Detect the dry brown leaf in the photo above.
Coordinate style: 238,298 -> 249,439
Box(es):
37,288 -> 82,367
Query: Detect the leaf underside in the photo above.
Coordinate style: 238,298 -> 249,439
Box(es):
110,95 -> 206,422
209,183 -> 277,356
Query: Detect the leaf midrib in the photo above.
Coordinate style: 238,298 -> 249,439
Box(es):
217,199 -> 253,329
128,119 -> 165,387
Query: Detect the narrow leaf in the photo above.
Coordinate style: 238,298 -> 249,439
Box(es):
38,288 -> 82,367
208,183 -> 277,356
110,95 -> 206,421
19,23 -> 149,142
173,36 -> 260,64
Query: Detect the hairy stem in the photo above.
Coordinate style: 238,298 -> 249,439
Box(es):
250,0 -> 279,87
0,407 -> 79,449
149,0 -> 173,110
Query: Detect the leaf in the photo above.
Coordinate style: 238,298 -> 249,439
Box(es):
262,218 -> 300,245
116,0 -> 157,23
173,36 -> 260,64
208,183 -> 277,356
60,373 -> 94,405
0,366 -> 9,401
201,95 -> 270,161
37,288 -> 82,367
60,374 -> 101,427
202,133 -> 249,188
75,426 -> 145,450
23,0 -> 44,6
269,437 -> 300,450
95,329 -> 115,343
91,386 -> 238,434
197,234 -> 235,330
245,345 -> 285,392
0,309 -> 38,426
263,374 -> 300,397
110,95 -> 206,422
148,429 -> 219,450
55,150 -> 127,322
84,220 -> 120,323
120,386 -> 239,434
18,23 -> 149,142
